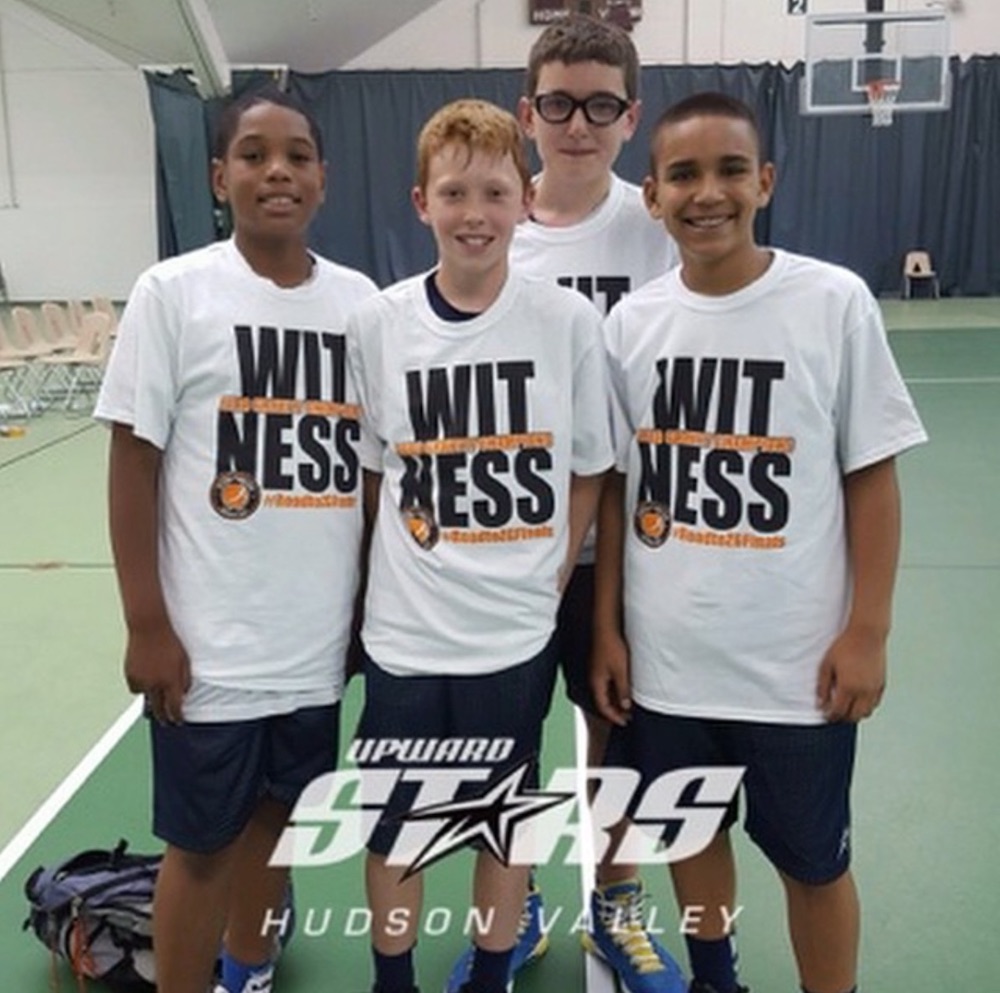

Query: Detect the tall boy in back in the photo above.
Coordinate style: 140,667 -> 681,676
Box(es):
594,92 -> 927,993
508,15 -> 682,993
95,88 -> 377,993
346,98 -> 613,993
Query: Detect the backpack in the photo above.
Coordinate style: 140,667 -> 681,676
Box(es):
23,839 -> 160,991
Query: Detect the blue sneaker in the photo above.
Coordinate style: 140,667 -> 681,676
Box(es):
212,961 -> 274,993
582,879 -> 687,993
443,884 -> 549,992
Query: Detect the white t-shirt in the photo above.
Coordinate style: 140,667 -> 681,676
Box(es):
511,173 -> 677,564
604,249 -> 928,724
510,173 -> 678,318
95,239 -> 378,720
347,269 -> 614,677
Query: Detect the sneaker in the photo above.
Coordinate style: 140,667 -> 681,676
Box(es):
443,883 -> 549,992
582,879 -> 687,993
212,961 -> 274,993
213,883 -> 292,992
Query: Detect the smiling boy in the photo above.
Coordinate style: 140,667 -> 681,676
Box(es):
346,98 -> 614,993
96,88 -> 378,993
594,91 -> 927,993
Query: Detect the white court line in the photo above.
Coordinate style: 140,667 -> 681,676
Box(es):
0,697 -> 143,884
904,376 -> 1000,385
574,707 -> 617,993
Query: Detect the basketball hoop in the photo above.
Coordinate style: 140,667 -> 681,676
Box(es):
865,79 -> 901,127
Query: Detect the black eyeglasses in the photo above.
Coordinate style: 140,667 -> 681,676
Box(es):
533,91 -> 632,127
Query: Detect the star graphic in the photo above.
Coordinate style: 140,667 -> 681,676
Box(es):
394,757 -> 574,879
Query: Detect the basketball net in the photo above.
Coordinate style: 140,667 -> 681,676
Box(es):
866,79 -> 901,127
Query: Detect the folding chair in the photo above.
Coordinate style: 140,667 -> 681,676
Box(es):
34,311 -> 113,412
68,299 -> 89,334
0,356 -> 33,420
902,250 -> 940,299
0,313 -> 36,418
91,296 -> 119,336
40,302 -> 80,352
3,309 -> 56,412
9,306 -> 58,359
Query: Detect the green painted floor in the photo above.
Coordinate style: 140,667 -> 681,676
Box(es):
1,300 -> 998,991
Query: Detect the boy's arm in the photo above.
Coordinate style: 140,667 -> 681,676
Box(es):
363,467 -> 382,526
817,456 -> 901,722
108,423 -> 190,723
590,471 -> 631,726
561,470 -> 605,592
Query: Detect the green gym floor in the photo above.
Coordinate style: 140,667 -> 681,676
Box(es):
1,297 -> 998,992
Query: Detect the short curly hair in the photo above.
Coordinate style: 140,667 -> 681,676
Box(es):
213,86 -> 324,160
525,13 -> 639,100
415,99 -> 531,193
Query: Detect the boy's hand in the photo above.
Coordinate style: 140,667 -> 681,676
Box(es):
816,625 -> 887,722
591,628 -> 632,727
124,621 -> 191,724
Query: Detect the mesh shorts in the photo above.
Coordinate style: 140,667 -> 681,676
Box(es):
354,642 -> 557,857
150,704 -> 340,854
605,705 -> 857,884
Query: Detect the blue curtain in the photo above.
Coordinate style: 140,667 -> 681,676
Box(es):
144,70 -> 216,259
147,56 -> 1000,296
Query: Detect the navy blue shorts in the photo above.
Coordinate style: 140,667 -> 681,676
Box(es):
354,642 -> 557,857
605,705 -> 857,884
150,704 -> 340,854
554,563 -> 598,714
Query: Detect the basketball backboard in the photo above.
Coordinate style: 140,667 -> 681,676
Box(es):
803,10 -> 950,120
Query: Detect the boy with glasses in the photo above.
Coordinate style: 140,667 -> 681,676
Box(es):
460,14 -> 682,993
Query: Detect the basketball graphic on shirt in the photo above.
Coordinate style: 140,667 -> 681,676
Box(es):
403,505 -> 439,550
634,500 -> 671,548
210,470 -> 261,520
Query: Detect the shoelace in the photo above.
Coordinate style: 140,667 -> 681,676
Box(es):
516,901 -> 532,939
595,888 -> 665,975
213,967 -> 274,993
516,887 -> 542,942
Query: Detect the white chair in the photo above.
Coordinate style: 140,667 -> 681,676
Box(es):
40,302 -> 79,352
68,299 -> 89,334
0,313 -> 35,418
91,296 -> 119,335
9,306 -> 58,359
902,250 -> 940,299
34,311 -> 113,412
2,308 -> 56,412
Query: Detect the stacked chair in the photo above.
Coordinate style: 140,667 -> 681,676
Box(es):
0,299 -> 116,421
0,311 -> 35,420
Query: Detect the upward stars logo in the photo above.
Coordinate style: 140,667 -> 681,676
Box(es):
270,749 -> 744,870
395,758 -> 574,878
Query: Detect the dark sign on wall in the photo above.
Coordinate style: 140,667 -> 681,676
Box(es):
528,0 -> 643,31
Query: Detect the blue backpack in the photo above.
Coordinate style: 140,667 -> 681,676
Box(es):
24,840 -> 296,990
23,840 -> 159,991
